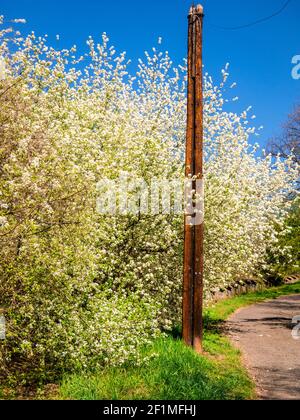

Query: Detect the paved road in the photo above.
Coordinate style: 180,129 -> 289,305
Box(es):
227,295 -> 300,400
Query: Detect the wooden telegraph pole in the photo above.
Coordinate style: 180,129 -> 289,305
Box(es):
183,4 -> 204,354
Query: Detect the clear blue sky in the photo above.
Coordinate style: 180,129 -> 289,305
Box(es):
1,0 -> 300,147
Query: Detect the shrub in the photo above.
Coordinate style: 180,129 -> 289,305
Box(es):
0,21 -> 298,384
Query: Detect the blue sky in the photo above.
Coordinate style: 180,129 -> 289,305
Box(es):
1,0 -> 299,147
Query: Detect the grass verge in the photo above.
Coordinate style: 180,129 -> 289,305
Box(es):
59,282 -> 300,400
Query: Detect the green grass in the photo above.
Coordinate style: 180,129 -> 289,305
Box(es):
60,336 -> 253,401
205,281 -> 300,325
59,282 -> 300,400
3,281 -> 298,400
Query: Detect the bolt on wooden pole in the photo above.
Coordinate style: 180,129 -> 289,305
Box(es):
183,4 -> 204,354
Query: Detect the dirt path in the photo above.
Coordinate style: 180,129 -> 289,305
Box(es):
227,295 -> 300,400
